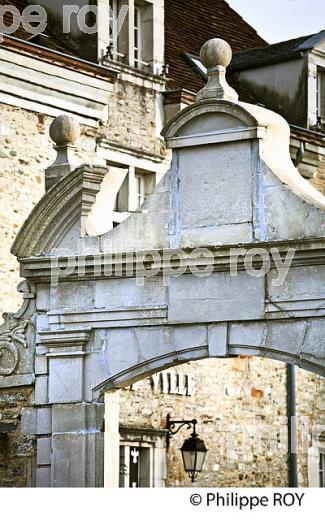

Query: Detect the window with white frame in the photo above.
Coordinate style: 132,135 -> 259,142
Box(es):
119,445 -> 152,487
135,171 -> 146,208
308,437 -> 325,487
134,4 -> 143,69
317,68 -> 325,122
118,427 -> 167,488
108,0 -> 154,70
108,0 -> 118,59
108,0 -> 128,63
135,169 -> 155,209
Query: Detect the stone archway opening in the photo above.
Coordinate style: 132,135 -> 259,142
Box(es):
103,355 -> 325,488
93,315 -> 325,400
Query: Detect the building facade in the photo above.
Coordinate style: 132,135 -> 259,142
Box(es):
0,0 -> 324,488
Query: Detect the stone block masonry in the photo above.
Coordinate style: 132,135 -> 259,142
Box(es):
105,82 -> 165,157
120,358 -> 289,487
0,105 -> 94,315
0,107 -> 50,314
0,76 -> 167,487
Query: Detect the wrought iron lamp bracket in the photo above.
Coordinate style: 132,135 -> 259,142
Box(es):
166,413 -> 197,449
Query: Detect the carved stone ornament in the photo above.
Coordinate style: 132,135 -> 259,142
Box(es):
0,281 -> 34,377
0,315 -> 27,376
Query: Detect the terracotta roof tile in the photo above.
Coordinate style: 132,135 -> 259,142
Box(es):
165,0 -> 267,91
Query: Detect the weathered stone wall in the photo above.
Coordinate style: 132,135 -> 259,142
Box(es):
0,105 -> 97,315
103,81 -> 165,156
0,386 -> 34,487
0,106 -> 50,314
0,77 -> 166,488
0,105 -> 95,488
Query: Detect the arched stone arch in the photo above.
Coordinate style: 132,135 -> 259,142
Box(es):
91,317 -> 325,396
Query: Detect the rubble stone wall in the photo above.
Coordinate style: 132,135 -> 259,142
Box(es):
0,386 -> 34,487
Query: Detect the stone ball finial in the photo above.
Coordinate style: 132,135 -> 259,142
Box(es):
46,115 -> 79,191
200,38 -> 233,69
50,115 -> 80,147
197,38 -> 238,102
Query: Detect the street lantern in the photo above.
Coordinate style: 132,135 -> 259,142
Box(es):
180,431 -> 208,483
167,414 -> 208,483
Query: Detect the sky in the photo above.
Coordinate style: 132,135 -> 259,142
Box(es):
227,0 -> 325,43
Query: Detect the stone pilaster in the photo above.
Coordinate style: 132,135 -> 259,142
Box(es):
22,328 -> 105,487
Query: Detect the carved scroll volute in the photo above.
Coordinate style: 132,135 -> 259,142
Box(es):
0,317 -> 26,376
0,281 -> 34,377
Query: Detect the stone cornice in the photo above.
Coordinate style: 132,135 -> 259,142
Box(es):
97,138 -> 166,163
165,126 -> 266,149
101,57 -> 166,91
47,306 -> 168,330
0,42 -> 116,126
18,238 -> 325,282
37,329 -> 91,358
37,329 -> 91,345
1,34 -> 118,81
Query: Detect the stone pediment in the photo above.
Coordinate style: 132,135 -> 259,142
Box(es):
91,99 -> 325,253
162,100 -> 259,139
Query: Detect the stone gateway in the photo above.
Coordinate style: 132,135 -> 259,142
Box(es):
1,38 -> 325,487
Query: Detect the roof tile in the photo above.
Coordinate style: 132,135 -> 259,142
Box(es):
165,0 -> 267,91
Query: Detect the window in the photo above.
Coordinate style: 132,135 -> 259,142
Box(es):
118,427 -> 167,488
319,450 -> 325,487
120,445 -> 151,487
108,0 -> 127,63
184,53 -> 207,80
134,6 -> 142,68
308,439 -> 325,487
135,171 -> 146,208
133,2 -> 153,70
109,0 -> 118,59
135,169 -> 155,209
108,0 -> 153,71
113,165 -> 156,213
317,69 -> 325,122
